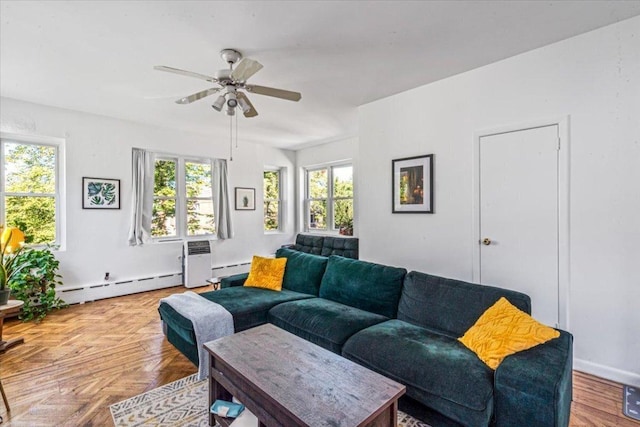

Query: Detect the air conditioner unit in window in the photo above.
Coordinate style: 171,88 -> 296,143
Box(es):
182,240 -> 212,288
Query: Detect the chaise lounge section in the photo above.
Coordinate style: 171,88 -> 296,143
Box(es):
158,248 -> 573,426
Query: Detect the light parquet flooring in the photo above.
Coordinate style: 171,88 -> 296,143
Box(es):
0,286 -> 638,426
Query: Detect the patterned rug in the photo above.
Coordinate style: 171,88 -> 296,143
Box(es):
110,374 -> 430,427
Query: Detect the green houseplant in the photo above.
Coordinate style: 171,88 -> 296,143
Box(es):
8,245 -> 66,321
0,225 -> 28,305
1,225 -> 66,319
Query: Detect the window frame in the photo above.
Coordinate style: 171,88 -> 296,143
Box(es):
263,167 -> 283,233
303,162 -> 353,234
152,154 -> 215,242
0,134 -> 65,248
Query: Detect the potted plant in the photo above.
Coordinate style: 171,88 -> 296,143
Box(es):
339,218 -> 354,236
8,244 -> 66,321
0,225 -> 28,305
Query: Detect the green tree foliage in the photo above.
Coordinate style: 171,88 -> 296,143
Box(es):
152,159 -> 177,237
308,169 -> 328,229
151,160 -> 215,237
263,171 -> 280,231
3,143 -> 56,244
185,162 -> 214,235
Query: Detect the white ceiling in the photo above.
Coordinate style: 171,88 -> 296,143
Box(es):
2,1 -> 639,149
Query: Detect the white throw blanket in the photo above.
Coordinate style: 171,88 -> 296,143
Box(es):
160,291 -> 234,380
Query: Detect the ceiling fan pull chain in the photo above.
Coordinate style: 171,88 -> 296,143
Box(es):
229,115 -> 233,161
235,113 -> 239,149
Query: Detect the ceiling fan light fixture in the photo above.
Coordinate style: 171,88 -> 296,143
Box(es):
226,92 -> 238,108
212,94 -> 226,111
237,96 -> 251,113
226,106 -> 235,116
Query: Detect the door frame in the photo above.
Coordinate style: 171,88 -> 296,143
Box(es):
472,116 -> 570,329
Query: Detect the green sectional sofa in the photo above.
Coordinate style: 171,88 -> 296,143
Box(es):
158,248 -> 573,427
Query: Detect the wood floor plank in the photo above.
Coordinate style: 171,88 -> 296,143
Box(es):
0,285 -> 637,426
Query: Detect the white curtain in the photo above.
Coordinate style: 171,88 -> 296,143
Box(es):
212,158 -> 233,239
128,148 -> 156,245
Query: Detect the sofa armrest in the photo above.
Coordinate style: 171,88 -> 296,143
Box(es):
493,330 -> 573,427
220,273 -> 249,288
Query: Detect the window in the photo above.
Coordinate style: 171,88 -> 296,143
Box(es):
1,139 -> 60,245
305,164 -> 353,234
152,156 -> 215,239
263,169 -> 282,231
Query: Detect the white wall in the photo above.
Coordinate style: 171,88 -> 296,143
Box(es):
358,17 -> 640,385
0,97 -> 296,299
295,137 -> 358,233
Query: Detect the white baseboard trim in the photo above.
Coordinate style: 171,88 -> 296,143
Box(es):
574,358 -> 640,388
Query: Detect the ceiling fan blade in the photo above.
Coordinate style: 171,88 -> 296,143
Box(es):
154,65 -> 218,83
230,58 -> 264,82
245,84 -> 301,102
237,92 -> 258,118
175,88 -> 221,104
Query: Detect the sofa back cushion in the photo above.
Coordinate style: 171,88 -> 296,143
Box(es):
321,236 -> 359,259
398,271 -> 531,337
276,248 -> 328,296
319,256 -> 407,318
292,234 -> 324,255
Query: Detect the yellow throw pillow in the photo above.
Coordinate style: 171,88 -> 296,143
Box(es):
243,255 -> 287,291
459,297 -> 560,370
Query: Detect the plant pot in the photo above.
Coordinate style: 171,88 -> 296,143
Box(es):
0,289 -> 10,305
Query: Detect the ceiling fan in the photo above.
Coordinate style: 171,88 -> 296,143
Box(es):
154,49 -> 301,118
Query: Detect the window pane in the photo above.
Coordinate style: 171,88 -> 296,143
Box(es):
186,162 -> 212,198
308,169 -> 328,198
5,195 -> 56,244
264,201 -> 279,231
263,171 -> 279,200
154,159 -> 176,197
308,200 -> 327,230
4,142 -> 56,194
152,199 -> 176,237
333,166 -> 353,198
187,199 -> 215,236
334,199 -> 353,231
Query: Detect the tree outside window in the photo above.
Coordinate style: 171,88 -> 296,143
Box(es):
305,164 -> 353,234
264,169 -> 281,232
152,156 -> 215,239
1,141 -> 58,244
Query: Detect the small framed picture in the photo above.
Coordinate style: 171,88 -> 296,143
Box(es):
392,154 -> 434,213
235,187 -> 255,210
82,177 -> 121,209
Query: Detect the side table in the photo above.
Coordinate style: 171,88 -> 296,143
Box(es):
0,300 -> 25,352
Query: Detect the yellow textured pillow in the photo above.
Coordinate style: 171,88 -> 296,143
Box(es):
243,255 -> 287,291
459,297 -> 559,370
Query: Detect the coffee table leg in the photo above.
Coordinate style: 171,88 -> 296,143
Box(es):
209,355 -> 232,427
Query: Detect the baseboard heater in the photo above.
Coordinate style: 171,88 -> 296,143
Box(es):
211,262 -> 252,283
58,272 -> 182,305
56,261 -> 252,305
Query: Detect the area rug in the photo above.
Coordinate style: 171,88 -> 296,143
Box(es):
110,374 -> 430,427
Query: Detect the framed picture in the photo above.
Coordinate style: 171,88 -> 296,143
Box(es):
82,177 -> 121,209
235,187 -> 256,210
392,154 -> 434,213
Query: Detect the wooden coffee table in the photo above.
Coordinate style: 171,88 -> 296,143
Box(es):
205,323 -> 406,427
0,300 -> 25,353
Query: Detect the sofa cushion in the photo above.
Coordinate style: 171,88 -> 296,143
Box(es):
159,287 -> 314,342
275,248 -> 328,296
319,256 -> 406,318
268,298 -> 389,354
343,319 -> 494,427
321,236 -> 359,259
398,271 -> 531,337
293,234 -> 324,255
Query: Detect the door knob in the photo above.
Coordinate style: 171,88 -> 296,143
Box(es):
482,238 -> 492,246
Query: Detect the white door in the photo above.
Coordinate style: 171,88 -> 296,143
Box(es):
479,125 -> 559,327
